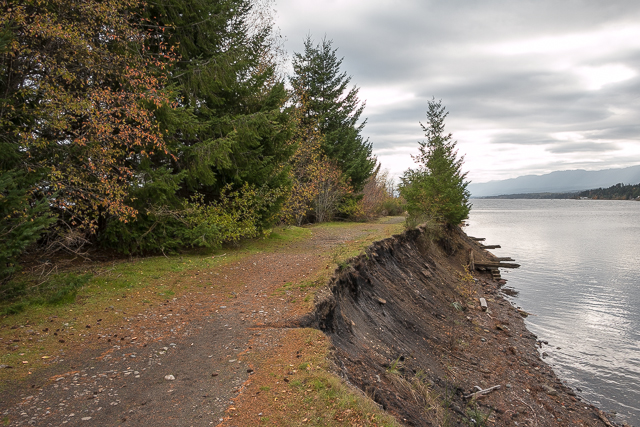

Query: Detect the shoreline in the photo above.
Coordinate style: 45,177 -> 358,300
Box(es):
314,224 -> 626,426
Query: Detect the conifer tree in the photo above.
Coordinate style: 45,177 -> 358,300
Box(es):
400,99 -> 470,226
291,36 -> 375,192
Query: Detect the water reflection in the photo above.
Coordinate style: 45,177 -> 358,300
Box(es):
466,199 -> 640,425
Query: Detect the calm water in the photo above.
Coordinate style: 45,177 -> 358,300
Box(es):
465,199 -> 640,425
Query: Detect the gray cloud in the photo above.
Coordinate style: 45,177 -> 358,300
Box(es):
275,0 -> 640,181
548,142 -> 621,154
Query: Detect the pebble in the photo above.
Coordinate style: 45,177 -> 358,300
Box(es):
164,375 -> 175,381
543,385 -> 558,396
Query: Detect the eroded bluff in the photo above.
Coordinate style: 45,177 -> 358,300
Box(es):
308,225 -> 616,427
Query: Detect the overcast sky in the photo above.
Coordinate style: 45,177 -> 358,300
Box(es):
273,0 -> 640,183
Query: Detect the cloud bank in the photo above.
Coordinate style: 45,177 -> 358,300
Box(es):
274,0 -> 640,183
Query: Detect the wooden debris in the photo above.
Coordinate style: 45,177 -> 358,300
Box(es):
464,385 -> 501,399
376,296 -> 387,304
474,262 -> 520,269
479,298 -> 487,311
469,237 -> 486,241
480,244 -> 501,249
492,257 -> 515,261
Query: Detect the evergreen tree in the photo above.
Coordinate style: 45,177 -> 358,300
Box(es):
400,99 -> 470,226
99,0 -> 296,253
291,36 -> 375,191
143,0 -> 294,200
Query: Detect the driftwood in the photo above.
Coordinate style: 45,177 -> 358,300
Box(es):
468,250 -> 475,271
469,237 -> 486,241
492,257 -> 515,261
464,385 -> 501,399
480,244 -> 501,249
474,262 -> 520,269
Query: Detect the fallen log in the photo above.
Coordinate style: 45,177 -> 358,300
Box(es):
474,262 -> 520,269
480,244 -> 501,249
464,385 -> 501,399
492,257 -> 515,262
469,237 -> 486,241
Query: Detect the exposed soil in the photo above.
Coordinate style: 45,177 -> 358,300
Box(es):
0,219 -> 627,426
310,225 -> 626,426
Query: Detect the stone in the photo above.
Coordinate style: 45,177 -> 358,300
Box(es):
164,375 -> 175,381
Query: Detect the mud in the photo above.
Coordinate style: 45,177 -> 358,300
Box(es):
312,225 -> 623,426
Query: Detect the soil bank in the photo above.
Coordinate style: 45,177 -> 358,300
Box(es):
308,224 -> 625,426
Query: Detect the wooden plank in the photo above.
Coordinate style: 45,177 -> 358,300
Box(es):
474,262 -> 520,269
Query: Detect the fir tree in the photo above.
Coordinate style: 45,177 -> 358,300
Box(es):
400,99 -> 470,226
291,36 -> 375,191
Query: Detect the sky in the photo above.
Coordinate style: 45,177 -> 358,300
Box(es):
272,0 -> 640,183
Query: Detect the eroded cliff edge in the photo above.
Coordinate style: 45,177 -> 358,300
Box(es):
311,225 -> 621,426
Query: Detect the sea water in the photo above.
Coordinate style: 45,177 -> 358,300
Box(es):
465,199 -> 640,425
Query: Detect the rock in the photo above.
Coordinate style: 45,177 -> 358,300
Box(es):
543,385 -> 558,396
164,375 -> 175,381
479,298 -> 487,311
376,296 -> 387,304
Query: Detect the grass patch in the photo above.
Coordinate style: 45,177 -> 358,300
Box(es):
231,328 -> 400,427
0,273 -> 92,315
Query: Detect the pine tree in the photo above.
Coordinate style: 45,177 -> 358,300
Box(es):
291,36 -> 375,192
400,99 -> 470,226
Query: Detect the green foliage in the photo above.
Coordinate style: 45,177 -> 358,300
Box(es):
0,273 -> 91,314
381,198 -> 406,216
291,36 -> 376,192
144,0 -> 295,217
101,183 -> 281,254
1,0 -> 176,231
400,99 -> 471,226
0,170 -> 55,285
465,401 -> 492,426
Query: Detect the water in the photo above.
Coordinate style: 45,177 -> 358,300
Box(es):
465,199 -> 640,426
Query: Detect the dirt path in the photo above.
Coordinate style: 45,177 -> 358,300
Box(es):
0,219 -> 404,426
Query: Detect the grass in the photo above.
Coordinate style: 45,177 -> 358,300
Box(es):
465,400 -> 492,426
1,217 -> 406,419
229,328 -> 401,427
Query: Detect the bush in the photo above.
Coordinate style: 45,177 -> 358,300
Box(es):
100,183 -> 282,254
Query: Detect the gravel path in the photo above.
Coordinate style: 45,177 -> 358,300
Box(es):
1,220 -> 402,426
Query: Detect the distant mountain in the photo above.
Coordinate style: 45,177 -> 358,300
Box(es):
468,165 -> 640,198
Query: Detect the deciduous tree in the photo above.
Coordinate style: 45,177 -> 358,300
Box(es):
0,0 -> 176,233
